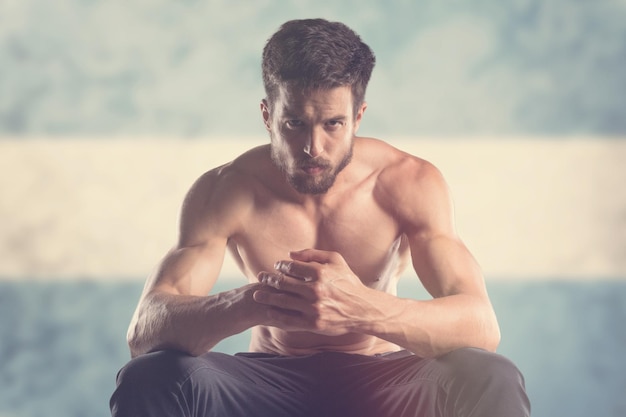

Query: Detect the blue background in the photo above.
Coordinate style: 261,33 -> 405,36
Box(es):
1,0 -> 625,138
1,279 -> 625,417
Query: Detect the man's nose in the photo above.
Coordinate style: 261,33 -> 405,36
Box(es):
304,127 -> 325,157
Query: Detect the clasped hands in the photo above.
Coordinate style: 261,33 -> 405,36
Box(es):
253,248 -> 372,335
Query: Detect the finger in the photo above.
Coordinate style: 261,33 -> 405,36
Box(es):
253,289 -> 316,315
289,248 -> 341,264
257,271 -> 284,287
274,260 -> 315,282
258,271 -> 315,299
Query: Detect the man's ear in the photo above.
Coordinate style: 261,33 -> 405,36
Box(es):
353,101 -> 367,134
260,99 -> 271,131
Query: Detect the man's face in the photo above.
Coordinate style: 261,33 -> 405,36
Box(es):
262,84 -> 366,195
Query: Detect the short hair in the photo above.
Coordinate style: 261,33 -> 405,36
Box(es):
262,18 -> 376,115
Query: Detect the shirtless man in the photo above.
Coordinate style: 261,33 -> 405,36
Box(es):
110,19 -> 530,417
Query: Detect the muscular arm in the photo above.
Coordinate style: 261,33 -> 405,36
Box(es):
127,167 -> 264,358
361,159 -> 500,356
253,156 -> 500,357
365,238 -> 500,357
363,159 -> 500,356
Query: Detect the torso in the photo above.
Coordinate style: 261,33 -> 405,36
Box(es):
220,138 -> 415,355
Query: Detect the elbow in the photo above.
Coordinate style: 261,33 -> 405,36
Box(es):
127,323 -> 146,358
126,308 -> 158,358
482,313 -> 501,352
484,326 -> 501,353
128,343 -> 142,359
126,292 -> 165,358
126,322 -> 209,358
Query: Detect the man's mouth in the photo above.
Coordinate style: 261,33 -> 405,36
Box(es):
298,159 -> 330,175
300,160 -> 333,175
301,165 -> 326,175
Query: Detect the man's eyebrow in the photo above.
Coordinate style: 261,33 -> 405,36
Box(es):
283,111 -> 301,119
326,115 -> 348,121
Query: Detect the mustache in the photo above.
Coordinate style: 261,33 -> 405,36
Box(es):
297,158 -> 331,169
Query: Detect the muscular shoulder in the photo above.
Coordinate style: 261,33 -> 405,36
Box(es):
359,138 -> 453,235
179,145 -> 273,246
356,137 -> 445,194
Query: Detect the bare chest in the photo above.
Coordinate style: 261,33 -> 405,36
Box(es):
230,195 -> 410,287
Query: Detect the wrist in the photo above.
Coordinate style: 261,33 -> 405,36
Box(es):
209,283 -> 264,335
349,287 -> 395,334
356,290 -> 408,337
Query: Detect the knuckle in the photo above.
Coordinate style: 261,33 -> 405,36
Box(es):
268,273 -> 283,288
276,261 -> 293,274
317,268 -> 332,283
311,316 -> 326,332
261,272 -> 281,288
310,284 -> 326,299
310,303 -> 322,318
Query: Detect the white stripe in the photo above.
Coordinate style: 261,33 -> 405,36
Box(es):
0,137 -> 624,281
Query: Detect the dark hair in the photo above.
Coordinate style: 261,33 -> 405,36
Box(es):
262,18 -> 376,115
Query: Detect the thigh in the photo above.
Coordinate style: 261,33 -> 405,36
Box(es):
112,350 -> 319,417
326,349 -> 528,417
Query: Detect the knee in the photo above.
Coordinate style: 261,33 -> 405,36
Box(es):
436,349 -> 530,416
111,350 -> 209,416
113,349 -> 208,403
439,348 -> 526,391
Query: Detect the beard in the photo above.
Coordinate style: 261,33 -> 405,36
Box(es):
271,144 -> 353,195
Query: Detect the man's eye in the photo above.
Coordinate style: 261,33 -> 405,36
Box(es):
326,120 -> 345,130
286,120 -> 303,128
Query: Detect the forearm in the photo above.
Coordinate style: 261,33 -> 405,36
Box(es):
358,290 -> 501,358
127,284 -> 261,358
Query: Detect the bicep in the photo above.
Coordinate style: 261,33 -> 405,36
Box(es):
395,159 -> 486,299
409,233 -> 486,299
149,238 -> 228,296
147,168 -> 243,297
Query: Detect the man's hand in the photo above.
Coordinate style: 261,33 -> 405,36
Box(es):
253,249 -> 377,335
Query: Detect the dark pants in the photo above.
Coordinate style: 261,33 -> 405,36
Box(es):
110,348 -> 530,417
